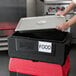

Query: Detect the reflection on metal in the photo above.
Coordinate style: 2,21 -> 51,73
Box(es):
44,0 -> 76,44
0,0 -> 26,51
15,16 -> 66,31
0,37 -> 8,51
26,0 -> 36,17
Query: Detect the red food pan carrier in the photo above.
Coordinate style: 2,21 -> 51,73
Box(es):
8,16 -> 71,65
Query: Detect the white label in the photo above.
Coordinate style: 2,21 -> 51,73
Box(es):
38,41 -> 52,53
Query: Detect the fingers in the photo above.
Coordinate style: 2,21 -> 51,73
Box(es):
55,11 -> 64,16
55,12 -> 60,16
56,26 -> 64,31
55,11 -> 62,16
56,23 -> 65,31
56,24 -> 62,30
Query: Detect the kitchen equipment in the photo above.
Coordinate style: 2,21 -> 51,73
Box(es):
43,0 -> 76,44
15,16 -> 65,31
8,16 -> 71,65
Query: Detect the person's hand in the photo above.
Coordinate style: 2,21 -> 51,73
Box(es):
56,22 -> 70,31
55,11 -> 65,16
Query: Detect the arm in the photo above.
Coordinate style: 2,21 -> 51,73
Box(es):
56,0 -> 76,31
67,15 -> 76,26
56,15 -> 76,31
63,1 -> 76,15
55,0 -> 76,15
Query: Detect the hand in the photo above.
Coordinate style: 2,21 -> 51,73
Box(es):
56,22 -> 70,31
55,11 -> 65,16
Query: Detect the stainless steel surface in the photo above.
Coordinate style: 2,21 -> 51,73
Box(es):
36,0 -> 44,16
0,37 -> 8,51
0,42 -> 8,46
0,37 -> 7,41
44,0 -> 71,4
15,16 -> 66,31
0,0 -> 26,22
44,1 -> 74,16
0,0 -> 26,7
26,0 -> 36,17
44,0 -> 76,44
0,47 -> 8,51
44,0 -> 71,1
0,0 -> 26,51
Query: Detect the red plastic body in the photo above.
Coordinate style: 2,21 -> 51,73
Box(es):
9,55 -> 70,76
